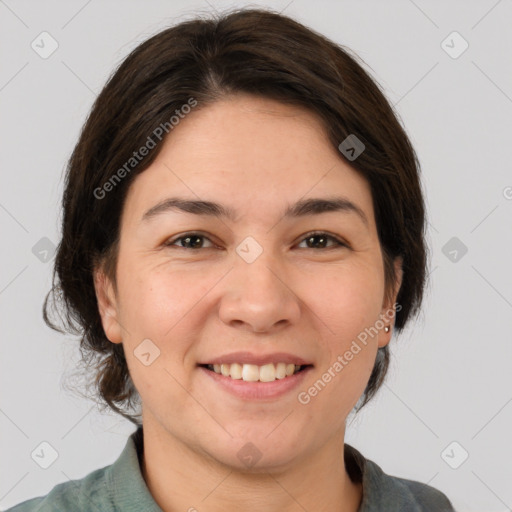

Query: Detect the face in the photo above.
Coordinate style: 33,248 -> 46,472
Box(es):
95,94 -> 402,471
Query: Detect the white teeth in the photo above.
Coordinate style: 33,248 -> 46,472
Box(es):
259,363 -> 276,382
242,364 -> 260,382
208,362 -> 304,382
286,363 -> 296,377
275,362 -> 287,379
229,363 -> 242,380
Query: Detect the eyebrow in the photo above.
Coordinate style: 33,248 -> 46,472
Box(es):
141,196 -> 369,227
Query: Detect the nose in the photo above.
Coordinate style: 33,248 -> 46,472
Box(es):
218,252 -> 301,334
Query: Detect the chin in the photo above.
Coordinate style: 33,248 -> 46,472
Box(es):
204,431 -> 306,474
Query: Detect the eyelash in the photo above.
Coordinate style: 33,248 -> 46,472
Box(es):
164,231 -> 348,251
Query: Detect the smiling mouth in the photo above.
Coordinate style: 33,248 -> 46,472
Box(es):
199,362 -> 312,382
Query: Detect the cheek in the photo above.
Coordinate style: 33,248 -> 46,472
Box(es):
306,264 -> 384,343
116,261 -> 205,337
115,261 -> 220,390
115,264 -> 203,414
304,265 -> 383,406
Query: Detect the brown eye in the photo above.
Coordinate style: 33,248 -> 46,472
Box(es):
297,232 -> 347,250
165,233 -> 215,249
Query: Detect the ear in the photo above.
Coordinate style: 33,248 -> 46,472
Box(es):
378,256 -> 403,348
93,267 -> 123,344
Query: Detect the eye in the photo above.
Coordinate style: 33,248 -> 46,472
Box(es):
296,231 -> 348,250
165,232 -> 216,249
164,231 -> 348,251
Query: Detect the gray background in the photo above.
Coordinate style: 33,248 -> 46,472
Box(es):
1,1 -> 511,510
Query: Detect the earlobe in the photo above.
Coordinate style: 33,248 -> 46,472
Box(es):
93,269 -> 123,344
378,256 -> 403,348
378,323 -> 393,348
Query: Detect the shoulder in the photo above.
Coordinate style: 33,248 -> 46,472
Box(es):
4,464 -> 113,512
5,428 -> 160,512
345,444 -> 455,511
365,460 -> 455,511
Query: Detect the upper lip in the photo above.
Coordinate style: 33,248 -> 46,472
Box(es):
198,351 -> 313,366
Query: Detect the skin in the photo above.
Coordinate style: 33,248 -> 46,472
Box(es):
95,94 -> 402,512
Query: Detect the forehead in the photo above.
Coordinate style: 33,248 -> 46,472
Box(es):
122,95 -> 375,229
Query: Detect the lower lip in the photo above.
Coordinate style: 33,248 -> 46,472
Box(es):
198,366 -> 313,400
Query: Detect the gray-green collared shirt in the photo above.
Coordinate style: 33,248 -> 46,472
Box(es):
6,428 -> 455,511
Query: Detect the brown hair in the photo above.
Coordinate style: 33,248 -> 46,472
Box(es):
44,7 -> 428,425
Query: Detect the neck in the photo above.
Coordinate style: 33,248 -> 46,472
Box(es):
140,421 -> 362,512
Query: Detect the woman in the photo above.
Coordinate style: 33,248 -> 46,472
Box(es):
8,7 -> 455,511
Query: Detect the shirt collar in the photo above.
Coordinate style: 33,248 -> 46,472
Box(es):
104,426 -> 163,511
